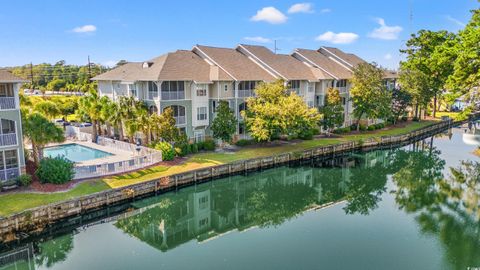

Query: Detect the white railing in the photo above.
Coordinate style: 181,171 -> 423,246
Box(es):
0,97 -> 15,110
73,152 -> 163,180
0,168 -> 20,182
73,136 -> 163,179
161,91 -> 185,100
148,91 -> 158,100
238,89 -> 254,98
0,133 -> 17,146
174,116 -> 186,125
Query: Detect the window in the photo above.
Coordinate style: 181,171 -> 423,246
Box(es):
199,217 -> 209,227
161,81 -> 185,100
129,84 -> 137,97
197,107 -> 207,121
164,105 -> 186,125
212,100 -> 217,113
335,80 -> 347,88
4,150 -> 18,169
1,119 -> 15,134
148,81 -> 158,99
238,102 -> 247,115
197,89 -> 206,96
307,101 -> 314,108
238,81 -> 257,90
199,196 -> 209,210
0,84 -> 13,97
307,82 -> 314,92
342,97 -> 346,105
224,84 -> 228,92
289,80 -> 300,89
239,123 -> 245,135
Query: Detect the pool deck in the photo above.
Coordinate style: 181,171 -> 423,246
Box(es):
45,140 -> 140,166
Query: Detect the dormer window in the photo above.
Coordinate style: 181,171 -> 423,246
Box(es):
142,62 -> 153,68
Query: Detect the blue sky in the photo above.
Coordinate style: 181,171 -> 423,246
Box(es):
0,0 -> 477,69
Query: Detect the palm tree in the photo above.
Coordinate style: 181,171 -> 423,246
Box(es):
136,106 -> 153,145
34,101 -> 60,120
23,113 -> 65,165
78,87 -> 102,142
106,101 -> 124,140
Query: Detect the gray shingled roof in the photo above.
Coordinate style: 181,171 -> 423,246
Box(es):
195,45 -> 276,82
93,50 -> 228,82
0,70 -> 27,83
238,44 -> 331,81
294,49 -> 353,79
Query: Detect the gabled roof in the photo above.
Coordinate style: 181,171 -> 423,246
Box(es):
319,47 -> 366,69
93,50 -> 222,83
194,45 -> 276,82
0,70 -> 27,83
238,44 -> 330,81
294,48 -> 353,80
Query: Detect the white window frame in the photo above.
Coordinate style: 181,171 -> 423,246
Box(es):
197,107 -> 207,121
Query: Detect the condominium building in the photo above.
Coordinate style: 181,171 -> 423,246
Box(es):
0,70 -> 26,182
93,44 -> 397,141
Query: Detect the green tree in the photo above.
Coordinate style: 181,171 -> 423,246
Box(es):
46,79 -> 67,92
211,100 -> 237,143
398,68 -> 430,118
448,8 -> 480,106
320,87 -> 344,134
34,101 -> 60,120
391,87 -> 412,123
156,107 -> 179,143
242,80 -> 320,141
350,62 -> 390,130
23,113 -> 65,165
400,30 -> 457,117
78,87 -> 102,142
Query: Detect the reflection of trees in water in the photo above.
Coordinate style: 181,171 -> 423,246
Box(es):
391,146 -> 480,270
246,179 -> 317,227
34,233 -> 74,268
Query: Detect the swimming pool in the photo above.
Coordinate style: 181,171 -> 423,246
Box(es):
43,143 -> 113,163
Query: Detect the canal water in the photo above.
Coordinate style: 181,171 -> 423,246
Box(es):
1,123 -> 479,270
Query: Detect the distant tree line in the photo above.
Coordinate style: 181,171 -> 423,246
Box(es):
6,60 -> 112,92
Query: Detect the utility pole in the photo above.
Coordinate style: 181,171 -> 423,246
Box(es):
29,62 -> 34,90
87,55 -> 92,80
274,40 -> 280,54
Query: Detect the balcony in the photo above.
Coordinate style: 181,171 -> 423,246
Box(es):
0,133 -> 17,147
161,91 -> 185,100
0,97 -> 16,110
148,91 -> 158,100
238,90 -> 254,98
338,87 -> 348,94
174,116 -> 186,125
0,167 -> 19,182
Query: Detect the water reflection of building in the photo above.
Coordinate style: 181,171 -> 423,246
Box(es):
0,244 -> 35,270
116,150 -> 389,252
462,125 -> 480,146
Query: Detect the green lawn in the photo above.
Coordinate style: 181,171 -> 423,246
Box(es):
0,180 -> 110,217
341,121 -> 434,141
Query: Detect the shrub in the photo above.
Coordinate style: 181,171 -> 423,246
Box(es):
367,125 -> 376,131
334,127 -> 351,134
359,124 -> 367,131
401,115 -> 408,121
203,139 -> 216,151
412,116 -> 420,122
235,139 -> 255,146
376,123 -> 385,129
17,174 -> 32,186
154,141 -> 175,161
191,143 -> 199,154
311,128 -> 320,136
196,141 -> 205,151
298,129 -> 314,140
36,156 -> 74,184
177,143 -> 191,157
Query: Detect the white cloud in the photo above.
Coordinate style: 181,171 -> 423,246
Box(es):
251,7 -> 287,24
72,25 -> 97,33
384,53 -> 392,60
368,18 -> 402,40
288,3 -> 314,14
244,36 -> 272,43
320,8 -> 331,13
446,15 -> 466,27
315,31 -> 359,44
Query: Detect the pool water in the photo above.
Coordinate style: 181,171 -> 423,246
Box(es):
43,143 -> 113,162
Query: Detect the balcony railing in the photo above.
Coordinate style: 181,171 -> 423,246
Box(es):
338,87 -> 348,94
161,91 -> 185,100
0,97 -> 15,110
0,167 -> 20,182
174,116 -> 186,125
0,133 -> 17,147
238,90 -> 254,98
148,91 -> 158,100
